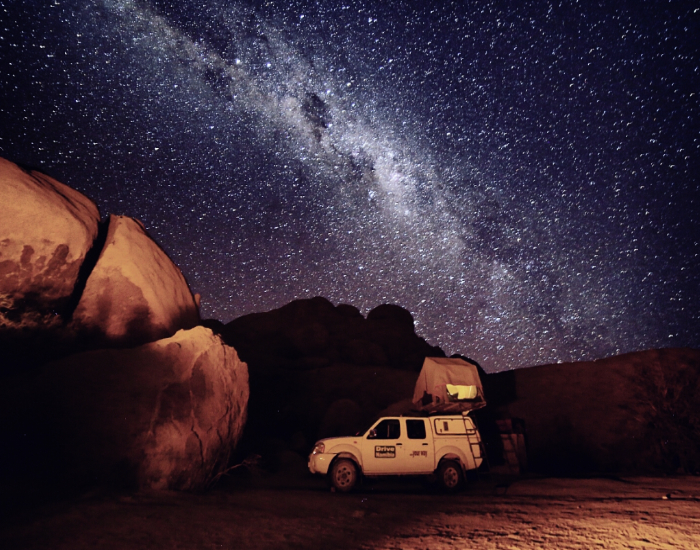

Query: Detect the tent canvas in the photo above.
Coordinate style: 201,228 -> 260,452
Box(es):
412,357 -> 486,413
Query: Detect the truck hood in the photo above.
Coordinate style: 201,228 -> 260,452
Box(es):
317,435 -> 362,451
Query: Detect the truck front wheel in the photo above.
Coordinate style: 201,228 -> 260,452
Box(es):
330,458 -> 358,492
437,460 -> 463,492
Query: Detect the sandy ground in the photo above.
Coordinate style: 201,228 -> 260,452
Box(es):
2,474 -> 699,549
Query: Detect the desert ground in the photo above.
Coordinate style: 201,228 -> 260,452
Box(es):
2,473 -> 699,549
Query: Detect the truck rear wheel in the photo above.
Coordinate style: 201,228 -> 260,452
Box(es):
438,460 -> 463,492
330,458 -> 357,492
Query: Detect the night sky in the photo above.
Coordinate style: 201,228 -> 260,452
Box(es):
1,1 -> 698,371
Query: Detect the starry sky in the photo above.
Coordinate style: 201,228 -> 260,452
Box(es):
1,0 -> 698,371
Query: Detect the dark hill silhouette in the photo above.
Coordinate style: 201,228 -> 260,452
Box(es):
208,297 -> 700,476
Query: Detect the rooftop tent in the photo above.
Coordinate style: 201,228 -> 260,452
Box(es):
412,357 -> 486,413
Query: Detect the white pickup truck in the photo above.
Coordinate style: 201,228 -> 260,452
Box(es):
308,413 -> 484,492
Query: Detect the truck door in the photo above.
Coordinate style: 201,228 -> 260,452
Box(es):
362,418 -> 403,474
399,418 -> 434,474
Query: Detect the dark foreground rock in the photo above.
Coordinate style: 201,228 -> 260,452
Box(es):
219,298 -> 442,374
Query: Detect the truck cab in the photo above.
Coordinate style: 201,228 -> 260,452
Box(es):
308,413 -> 484,492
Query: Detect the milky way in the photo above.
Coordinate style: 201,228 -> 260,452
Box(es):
1,1 -> 698,370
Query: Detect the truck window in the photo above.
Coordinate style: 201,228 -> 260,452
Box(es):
406,419 -> 426,439
433,417 -> 468,435
369,419 -> 400,439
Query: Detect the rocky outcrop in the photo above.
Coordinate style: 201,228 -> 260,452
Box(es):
215,297 -> 443,461
0,158 -> 100,331
481,348 -> 700,474
35,326 -> 248,491
71,214 -> 199,347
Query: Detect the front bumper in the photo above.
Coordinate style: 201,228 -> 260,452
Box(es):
308,452 -> 335,475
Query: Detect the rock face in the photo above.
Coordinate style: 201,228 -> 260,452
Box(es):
481,348 -> 700,474
38,326 -> 248,491
72,214 -> 199,347
0,158 -> 100,330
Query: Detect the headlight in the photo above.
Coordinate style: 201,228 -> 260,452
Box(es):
312,442 -> 325,455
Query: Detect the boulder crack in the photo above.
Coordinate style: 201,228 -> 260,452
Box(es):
65,216 -> 110,320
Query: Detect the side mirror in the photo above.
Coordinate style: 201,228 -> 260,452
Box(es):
368,428 -> 377,439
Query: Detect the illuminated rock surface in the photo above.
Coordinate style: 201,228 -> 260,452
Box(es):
40,326 -> 248,491
0,158 -> 99,330
72,214 -> 199,347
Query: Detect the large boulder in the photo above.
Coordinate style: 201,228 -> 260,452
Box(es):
72,214 -> 199,347
0,158 -> 100,330
34,326 -> 248,491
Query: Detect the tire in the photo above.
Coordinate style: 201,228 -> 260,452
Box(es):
330,458 -> 358,492
437,460 -> 463,492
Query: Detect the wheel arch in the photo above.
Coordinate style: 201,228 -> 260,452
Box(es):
436,449 -> 469,473
330,451 -> 362,472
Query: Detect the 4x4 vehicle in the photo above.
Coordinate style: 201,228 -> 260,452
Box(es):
308,413 -> 483,492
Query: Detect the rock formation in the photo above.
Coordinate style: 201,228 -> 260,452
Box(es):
0,157 -> 247,496
0,158 -> 100,335
4,155 -> 697,493
220,297 -> 442,374
218,291 -> 700,476
72,214 -> 199,347
480,348 -> 700,474
34,326 -> 248,491
213,297 -> 443,462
